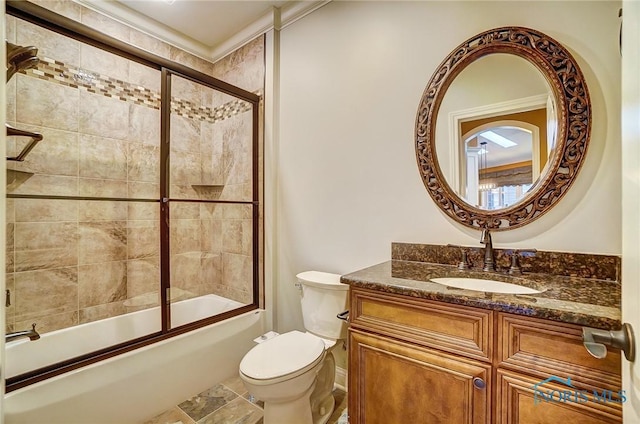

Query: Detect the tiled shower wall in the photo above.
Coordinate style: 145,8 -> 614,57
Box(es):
5,1 -> 264,333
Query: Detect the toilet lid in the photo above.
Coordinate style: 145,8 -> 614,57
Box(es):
240,331 -> 325,380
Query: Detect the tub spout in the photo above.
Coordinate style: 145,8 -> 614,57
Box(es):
6,323 -> 40,343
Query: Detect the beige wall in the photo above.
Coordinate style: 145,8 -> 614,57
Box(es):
275,1 -> 621,334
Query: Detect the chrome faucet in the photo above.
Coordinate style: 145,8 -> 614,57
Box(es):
480,228 -> 496,272
6,323 -> 40,343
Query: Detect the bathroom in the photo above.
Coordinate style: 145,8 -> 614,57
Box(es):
1,0 -> 639,423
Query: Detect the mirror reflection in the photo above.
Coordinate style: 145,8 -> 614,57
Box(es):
435,53 -> 557,210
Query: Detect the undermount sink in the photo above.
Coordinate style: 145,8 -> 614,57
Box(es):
430,277 -> 542,294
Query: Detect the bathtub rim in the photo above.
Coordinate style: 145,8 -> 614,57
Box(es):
6,303 -> 260,393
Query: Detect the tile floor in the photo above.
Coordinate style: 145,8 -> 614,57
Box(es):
143,375 -> 348,424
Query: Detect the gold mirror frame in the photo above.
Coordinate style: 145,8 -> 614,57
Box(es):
415,27 -> 591,230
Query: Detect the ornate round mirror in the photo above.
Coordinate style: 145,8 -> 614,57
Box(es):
415,27 -> 591,230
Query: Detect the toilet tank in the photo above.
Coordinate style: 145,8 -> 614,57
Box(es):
296,271 -> 348,340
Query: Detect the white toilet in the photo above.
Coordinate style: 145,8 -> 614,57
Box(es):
239,271 -> 348,424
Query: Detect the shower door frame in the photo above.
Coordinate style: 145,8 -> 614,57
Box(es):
5,0 -> 262,392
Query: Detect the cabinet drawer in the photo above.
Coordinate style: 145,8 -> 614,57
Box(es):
496,369 -> 621,423
349,288 -> 492,361
498,313 -> 621,392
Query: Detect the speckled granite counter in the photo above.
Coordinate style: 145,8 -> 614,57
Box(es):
341,260 -> 621,330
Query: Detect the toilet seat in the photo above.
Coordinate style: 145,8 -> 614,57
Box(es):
240,331 -> 325,384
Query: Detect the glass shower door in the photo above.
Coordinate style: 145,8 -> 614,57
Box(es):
166,72 -> 258,329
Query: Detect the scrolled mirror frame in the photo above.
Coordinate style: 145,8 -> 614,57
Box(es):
415,26 -> 591,230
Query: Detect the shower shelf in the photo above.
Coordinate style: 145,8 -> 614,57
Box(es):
6,124 -> 43,162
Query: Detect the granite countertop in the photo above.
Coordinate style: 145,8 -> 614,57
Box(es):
340,260 -> 621,330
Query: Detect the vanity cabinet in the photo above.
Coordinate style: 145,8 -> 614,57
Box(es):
347,287 -> 622,424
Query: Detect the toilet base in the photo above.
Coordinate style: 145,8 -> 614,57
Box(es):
263,382 -> 316,424
311,351 -> 337,424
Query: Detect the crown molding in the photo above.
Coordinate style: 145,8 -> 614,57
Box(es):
74,0 -> 212,60
74,0 -> 331,64
210,1 -> 330,62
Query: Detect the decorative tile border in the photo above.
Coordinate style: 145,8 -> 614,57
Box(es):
21,56 -> 257,123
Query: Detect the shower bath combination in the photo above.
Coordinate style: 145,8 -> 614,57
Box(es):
5,40 -> 44,163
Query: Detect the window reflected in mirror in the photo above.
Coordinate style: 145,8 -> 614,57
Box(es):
461,111 -> 551,210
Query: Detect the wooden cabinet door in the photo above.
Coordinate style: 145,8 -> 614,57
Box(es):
348,328 -> 491,424
496,369 -> 622,424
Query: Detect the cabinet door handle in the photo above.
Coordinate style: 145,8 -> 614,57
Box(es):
337,310 -> 350,321
472,377 -> 486,390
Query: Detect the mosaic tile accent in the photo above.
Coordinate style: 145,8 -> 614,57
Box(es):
20,56 -> 258,124
25,56 -> 160,108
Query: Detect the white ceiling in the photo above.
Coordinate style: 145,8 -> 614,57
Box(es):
116,0 -> 288,47
79,0 -> 326,61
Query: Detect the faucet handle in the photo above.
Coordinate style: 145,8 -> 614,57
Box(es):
458,250 -> 472,271
507,249 -> 537,275
447,244 -> 472,270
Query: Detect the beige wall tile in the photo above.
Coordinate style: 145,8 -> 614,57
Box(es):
201,219 -> 222,253
79,221 -> 127,265
15,198 -> 78,222
201,253 -> 222,287
130,31 -> 172,59
170,114 -> 200,152
128,143 -> 159,183
15,222 -> 78,271
7,78 -> 16,122
14,267 -> 78,322
171,203 -> 199,220
169,47 -> 212,75
79,301 -> 126,324
8,173 -> 79,197
212,36 -> 265,94
222,220 -> 243,255
128,220 -> 159,260
79,134 -> 128,180
6,199 -> 15,224
28,0 -> 82,21
128,202 -> 160,221
172,75 -> 202,107
17,19 -> 80,66
79,91 -> 130,140
79,177 -> 128,198
80,200 -> 128,222
129,181 -> 159,199
222,253 -> 252,291
170,184 -> 198,199
78,261 -> 127,308
170,253 -> 202,294
7,224 -> 15,273
127,256 -> 159,298
11,125 -> 79,177
170,219 -> 200,254
16,75 -> 79,132
15,310 -> 79,335
80,44 -> 129,83
80,9 -> 131,43
129,103 -> 160,145
6,15 -> 16,43
171,150 -> 201,186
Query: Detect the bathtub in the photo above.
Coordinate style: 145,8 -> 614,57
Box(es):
4,294 -> 267,424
